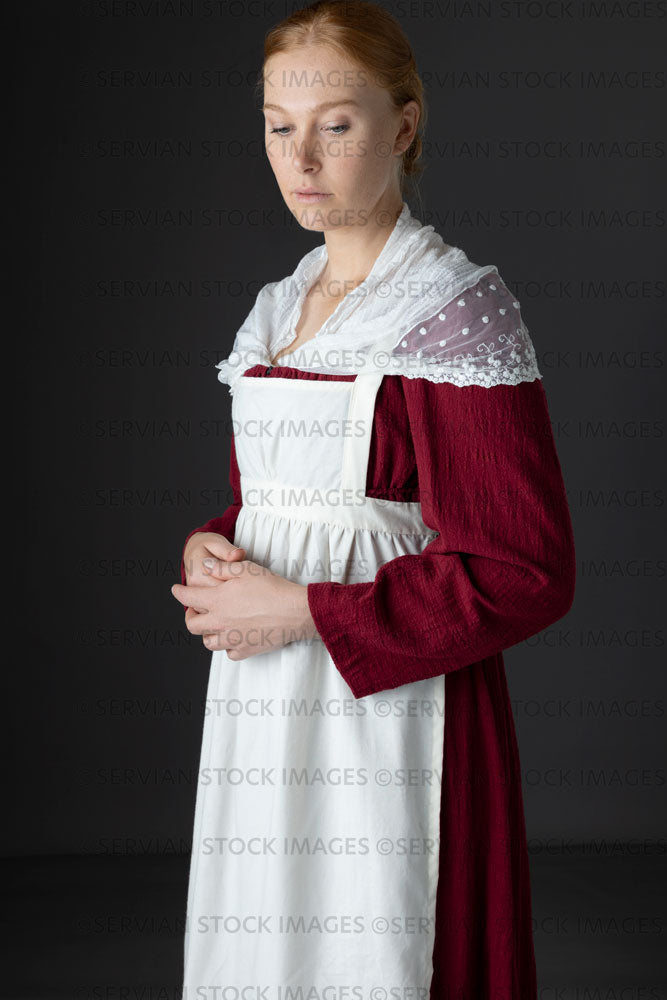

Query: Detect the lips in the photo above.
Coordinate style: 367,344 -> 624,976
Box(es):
294,191 -> 332,202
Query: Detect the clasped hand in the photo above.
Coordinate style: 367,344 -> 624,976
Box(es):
171,532 -> 318,660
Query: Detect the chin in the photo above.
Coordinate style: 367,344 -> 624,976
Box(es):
289,207 -> 335,232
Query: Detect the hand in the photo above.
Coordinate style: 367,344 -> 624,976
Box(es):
183,531 -> 246,587
181,531 -> 247,615
171,557 -> 319,660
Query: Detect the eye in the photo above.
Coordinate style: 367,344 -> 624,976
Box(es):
268,124 -> 350,136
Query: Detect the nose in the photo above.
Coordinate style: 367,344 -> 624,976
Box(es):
291,133 -> 320,173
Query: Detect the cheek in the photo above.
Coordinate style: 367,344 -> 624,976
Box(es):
265,134 -> 290,163
344,136 -> 391,184
265,138 -> 278,162
369,124 -> 398,168
265,145 -> 288,181
328,136 -> 371,176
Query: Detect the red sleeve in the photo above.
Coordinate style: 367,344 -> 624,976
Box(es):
179,436 -> 243,585
306,376 -> 577,699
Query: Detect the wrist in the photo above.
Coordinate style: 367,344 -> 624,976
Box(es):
286,582 -> 320,641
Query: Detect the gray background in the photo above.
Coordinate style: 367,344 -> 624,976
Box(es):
7,2 -> 666,864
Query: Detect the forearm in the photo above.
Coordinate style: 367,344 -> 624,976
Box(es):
307,544 -> 574,698
307,377 -> 576,700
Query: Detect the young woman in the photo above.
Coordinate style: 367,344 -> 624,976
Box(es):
171,2 -> 576,996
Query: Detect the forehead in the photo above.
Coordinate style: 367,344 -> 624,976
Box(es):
263,44 -> 389,113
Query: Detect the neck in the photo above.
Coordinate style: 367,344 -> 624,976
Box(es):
318,192 -> 404,295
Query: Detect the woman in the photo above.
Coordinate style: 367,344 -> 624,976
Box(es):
171,1 -> 576,995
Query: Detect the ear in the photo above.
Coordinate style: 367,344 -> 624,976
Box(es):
396,99 -> 420,155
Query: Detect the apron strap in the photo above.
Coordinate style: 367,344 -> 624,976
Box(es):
341,373 -> 385,495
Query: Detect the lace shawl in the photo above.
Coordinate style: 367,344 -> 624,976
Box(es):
215,201 -> 542,394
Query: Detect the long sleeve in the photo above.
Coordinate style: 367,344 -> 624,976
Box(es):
306,376 -> 577,699
179,435 -> 243,585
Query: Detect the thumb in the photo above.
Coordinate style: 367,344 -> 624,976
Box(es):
204,539 -> 247,562
202,555 -> 244,580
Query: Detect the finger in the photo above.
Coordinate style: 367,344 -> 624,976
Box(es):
171,582 -> 215,609
185,606 -> 208,621
185,614 -> 236,638
200,630 -> 248,659
184,541 -> 245,583
223,545 -> 246,560
202,632 -> 228,651
171,583 -> 189,606
199,548 -> 246,578
186,568 -> 224,588
204,538 -> 247,561
201,558 -> 247,581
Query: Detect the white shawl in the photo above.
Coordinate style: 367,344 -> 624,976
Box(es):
215,200 -> 542,395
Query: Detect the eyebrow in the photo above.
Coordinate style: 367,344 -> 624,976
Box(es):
262,99 -> 362,113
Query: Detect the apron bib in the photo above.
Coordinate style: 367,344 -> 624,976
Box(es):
182,372 -> 446,992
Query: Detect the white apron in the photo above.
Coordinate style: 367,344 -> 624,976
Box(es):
182,370 -> 446,994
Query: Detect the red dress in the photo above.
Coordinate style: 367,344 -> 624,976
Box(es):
180,364 -> 577,998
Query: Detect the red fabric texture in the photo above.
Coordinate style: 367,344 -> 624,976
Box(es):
179,364 -> 577,998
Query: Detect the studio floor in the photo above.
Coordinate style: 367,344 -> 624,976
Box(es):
2,849 -> 665,997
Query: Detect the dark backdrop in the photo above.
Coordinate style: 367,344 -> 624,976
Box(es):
8,2 -> 665,865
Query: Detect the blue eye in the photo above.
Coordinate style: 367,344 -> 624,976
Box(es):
268,124 -> 350,136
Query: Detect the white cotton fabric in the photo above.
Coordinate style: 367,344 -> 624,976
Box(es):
182,371 -> 446,991
215,200 -> 542,391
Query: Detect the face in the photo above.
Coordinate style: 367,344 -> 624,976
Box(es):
262,43 -> 419,231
